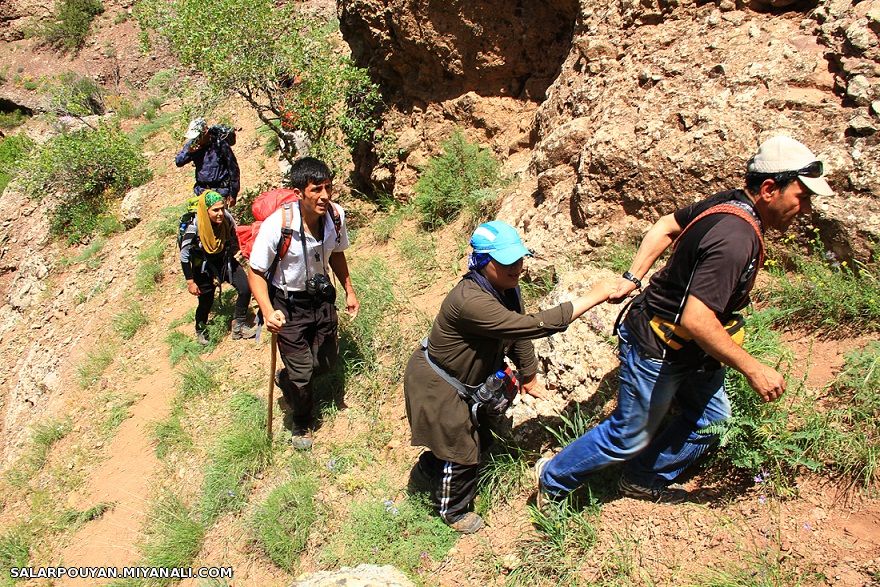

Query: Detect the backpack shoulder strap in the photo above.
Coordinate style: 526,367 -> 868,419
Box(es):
672,203 -> 765,269
328,203 -> 342,245
267,203 -> 295,282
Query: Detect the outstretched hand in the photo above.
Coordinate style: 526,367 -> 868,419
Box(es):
608,277 -> 639,303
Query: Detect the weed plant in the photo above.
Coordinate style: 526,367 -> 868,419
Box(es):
759,234 -> 880,332
152,408 -> 193,459
476,447 -> 530,516
231,181 -> 273,225
338,257 -> 396,372
373,205 -> 409,244
77,345 -> 115,389
5,420 -> 71,488
413,131 -> 502,230
804,342 -> 880,488
0,109 -> 30,130
99,393 -> 137,436
18,123 -> 151,243
139,493 -> 206,582
45,72 -> 104,116
113,301 -> 149,340
0,134 -> 35,194
135,241 -> 166,294
545,403 -> 604,449
321,495 -> 456,578
165,331 -> 202,365
251,474 -> 318,571
38,0 -> 104,52
702,309 -> 819,493
151,204 -> 189,239
59,238 -> 105,269
510,497 -> 600,586
592,239 -> 641,275
179,359 -> 217,399
198,393 -> 272,523
0,524 -> 30,586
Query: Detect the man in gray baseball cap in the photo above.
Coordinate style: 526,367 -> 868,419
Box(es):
536,134 -> 833,505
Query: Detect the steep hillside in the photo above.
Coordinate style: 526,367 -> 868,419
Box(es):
0,1 -> 879,586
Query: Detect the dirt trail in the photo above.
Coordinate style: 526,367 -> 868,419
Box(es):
54,316 -> 181,579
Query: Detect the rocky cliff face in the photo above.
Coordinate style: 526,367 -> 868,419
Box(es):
340,0 -> 880,261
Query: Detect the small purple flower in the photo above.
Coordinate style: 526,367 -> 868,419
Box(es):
753,474 -> 764,484
803,522 -> 813,531
758,494 -> 766,505
382,499 -> 399,515
326,458 -> 338,472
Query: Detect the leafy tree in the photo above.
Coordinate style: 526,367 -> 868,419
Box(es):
136,0 -> 381,172
39,0 -> 105,53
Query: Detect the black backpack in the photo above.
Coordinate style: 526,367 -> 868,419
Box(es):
210,124 -> 236,146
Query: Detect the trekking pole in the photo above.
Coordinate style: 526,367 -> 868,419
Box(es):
267,332 -> 277,440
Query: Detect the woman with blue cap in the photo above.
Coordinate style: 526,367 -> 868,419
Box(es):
404,220 -> 615,533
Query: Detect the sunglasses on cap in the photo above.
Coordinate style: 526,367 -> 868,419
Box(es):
787,160 -> 824,178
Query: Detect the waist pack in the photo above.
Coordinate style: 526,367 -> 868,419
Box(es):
420,339 -> 517,425
649,314 -> 745,351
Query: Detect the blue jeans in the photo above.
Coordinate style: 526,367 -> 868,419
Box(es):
541,324 -> 731,497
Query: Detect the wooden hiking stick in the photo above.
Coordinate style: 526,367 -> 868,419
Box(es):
267,332 -> 278,440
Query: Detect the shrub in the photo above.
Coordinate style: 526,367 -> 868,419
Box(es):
113,301 -> 148,340
758,232 -> 880,333
136,0 -> 380,173
0,109 -> 30,130
46,72 -> 105,116
18,123 -> 151,243
39,0 -> 105,53
0,134 -> 35,194
702,309 -> 822,492
413,131 -> 503,229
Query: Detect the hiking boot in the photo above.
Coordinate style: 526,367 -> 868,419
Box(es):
447,512 -> 484,534
195,324 -> 210,346
290,425 -> 313,451
231,318 -> 257,340
618,476 -> 689,504
534,456 -> 553,512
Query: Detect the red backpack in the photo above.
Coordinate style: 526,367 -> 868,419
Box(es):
236,188 -> 300,259
236,188 -> 342,276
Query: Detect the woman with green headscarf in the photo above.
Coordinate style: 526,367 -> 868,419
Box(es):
179,190 -> 255,344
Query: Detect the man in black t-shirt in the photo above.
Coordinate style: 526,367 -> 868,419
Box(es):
536,135 -> 834,503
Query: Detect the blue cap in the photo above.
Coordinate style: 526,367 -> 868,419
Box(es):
470,220 -> 532,265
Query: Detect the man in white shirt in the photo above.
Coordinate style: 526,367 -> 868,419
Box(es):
248,157 -> 360,449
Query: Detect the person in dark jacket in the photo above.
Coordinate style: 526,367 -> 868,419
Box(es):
404,220 -> 615,533
175,118 -> 241,207
179,190 -> 255,344
537,135 -> 834,505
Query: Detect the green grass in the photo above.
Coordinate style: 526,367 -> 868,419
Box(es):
804,341 -> 880,489
59,238 -> 105,269
397,230 -> 440,288
165,330 -> 202,365
139,493 -> 206,582
591,239 -> 640,275
198,392 -> 272,523
129,111 -> 179,145
178,359 -> 218,399
113,301 -> 149,339
695,550 -> 825,586
321,495 -> 456,578
99,393 -> 137,436
0,524 -> 31,586
5,420 -> 71,488
76,344 -> 115,389
373,206 -> 409,244
759,236 -> 880,332
475,447 -> 530,516
150,204 -> 188,239
56,502 -> 112,530
152,408 -> 192,459
135,241 -> 166,294
251,474 -> 318,571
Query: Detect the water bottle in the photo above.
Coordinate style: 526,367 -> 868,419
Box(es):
476,370 -> 506,404
485,370 -> 506,393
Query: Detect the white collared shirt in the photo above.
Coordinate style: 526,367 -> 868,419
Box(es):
249,202 -> 349,290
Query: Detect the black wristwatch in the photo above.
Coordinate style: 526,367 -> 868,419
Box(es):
622,271 -> 642,289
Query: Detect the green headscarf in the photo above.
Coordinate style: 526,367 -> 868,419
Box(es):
196,191 -> 228,255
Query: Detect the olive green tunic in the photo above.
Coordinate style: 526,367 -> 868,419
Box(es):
404,279 -> 574,465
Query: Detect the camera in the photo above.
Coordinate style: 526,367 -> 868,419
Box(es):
305,273 -> 336,303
